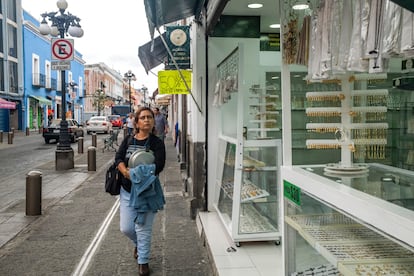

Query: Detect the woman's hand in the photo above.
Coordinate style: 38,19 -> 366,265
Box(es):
123,168 -> 130,179
118,163 -> 130,179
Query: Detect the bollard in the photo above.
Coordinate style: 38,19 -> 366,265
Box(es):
92,133 -> 97,147
88,146 -> 96,171
0,130 -> 3,143
78,137 -> 84,154
26,127 -> 30,136
26,171 -> 42,216
11,128 -> 14,139
8,132 -> 13,144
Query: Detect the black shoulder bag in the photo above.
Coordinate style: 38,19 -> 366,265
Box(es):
105,135 -> 133,195
105,162 -> 121,195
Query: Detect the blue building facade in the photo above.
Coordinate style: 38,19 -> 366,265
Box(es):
0,0 -> 23,132
23,10 -> 85,130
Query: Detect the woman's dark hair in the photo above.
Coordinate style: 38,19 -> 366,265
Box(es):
134,106 -> 155,133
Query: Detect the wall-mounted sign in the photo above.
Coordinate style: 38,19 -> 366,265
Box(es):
158,70 -> 191,95
166,26 -> 190,70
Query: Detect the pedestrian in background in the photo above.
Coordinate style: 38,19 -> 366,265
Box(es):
153,107 -> 169,141
126,112 -> 135,135
115,107 -> 166,276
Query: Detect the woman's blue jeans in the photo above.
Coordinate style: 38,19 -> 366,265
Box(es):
120,186 -> 156,264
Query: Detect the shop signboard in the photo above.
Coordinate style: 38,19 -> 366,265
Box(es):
166,26 -> 190,70
158,70 -> 191,95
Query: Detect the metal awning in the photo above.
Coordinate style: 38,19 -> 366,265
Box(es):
144,0 -> 204,39
30,95 -> 52,105
138,33 -> 168,74
391,0 -> 414,12
0,98 -> 16,109
142,0 -> 204,114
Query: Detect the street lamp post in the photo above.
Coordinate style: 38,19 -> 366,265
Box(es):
123,70 -> 136,113
141,85 -> 148,107
39,0 -> 83,170
69,81 -> 77,119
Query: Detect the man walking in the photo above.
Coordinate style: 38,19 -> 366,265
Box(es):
126,113 -> 135,135
153,107 -> 169,141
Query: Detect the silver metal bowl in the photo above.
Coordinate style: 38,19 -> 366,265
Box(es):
128,150 -> 155,168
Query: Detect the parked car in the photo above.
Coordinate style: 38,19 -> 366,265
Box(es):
108,115 -> 122,128
86,116 -> 112,134
42,119 -> 84,144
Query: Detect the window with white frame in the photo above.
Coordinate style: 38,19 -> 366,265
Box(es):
78,77 -> 83,97
45,61 -> 51,89
32,54 -> 40,85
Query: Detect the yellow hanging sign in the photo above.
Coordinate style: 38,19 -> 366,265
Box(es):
158,70 -> 191,94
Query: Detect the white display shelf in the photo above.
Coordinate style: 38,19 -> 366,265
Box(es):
239,204 -> 277,233
350,106 -> 387,113
350,88 -> 388,96
241,179 -> 270,202
306,91 -> 345,100
249,102 -> 277,107
286,214 -> 414,269
285,213 -> 357,228
353,138 -> 387,145
349,123 -> 388,129
249,119 -> 277,123
215,138 -> 282,243
306,107 -> 342,116
249,95 -> 279,99
281,164 -> 414,248
243,155 -> 266,168
248,127 -> 280,132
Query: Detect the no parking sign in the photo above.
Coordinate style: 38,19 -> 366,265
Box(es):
51,38 -> 74,61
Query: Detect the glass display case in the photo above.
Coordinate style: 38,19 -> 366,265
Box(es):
282,163 -> 414,275
214,136 -> 282,244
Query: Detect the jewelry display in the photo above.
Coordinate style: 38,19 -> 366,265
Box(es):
216,138 -> 281,242
286,212 -> 414,275
248,84 -> 281,139
239,204 -> 277,233
338,260 -> 414,276
240,179 -> 270,202
304,226 -> 383,243
286,213 -> 357,228
243,155 -> 266,168
212,47 -> 239,107
292,264 -> 342,276
322,241 -> 414,261
305,76 -> 388,164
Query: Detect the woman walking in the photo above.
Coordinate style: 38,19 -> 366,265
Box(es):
115,106 -> 166,276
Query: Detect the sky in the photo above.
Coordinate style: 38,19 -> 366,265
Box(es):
21,0 -> 161,95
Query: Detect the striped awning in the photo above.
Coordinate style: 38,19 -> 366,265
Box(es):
0,98 -> 16,109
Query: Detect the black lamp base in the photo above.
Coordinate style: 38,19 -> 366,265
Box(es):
55,148 -> 74,170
